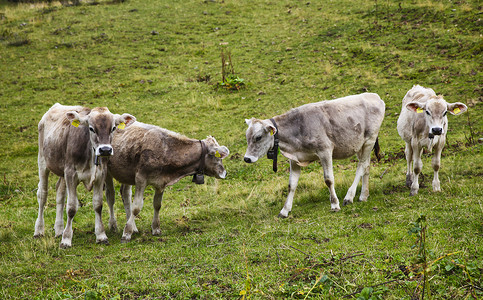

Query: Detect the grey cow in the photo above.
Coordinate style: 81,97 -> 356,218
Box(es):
397,85 -> 468,196
105,121 -> 230,242
244,93 -> 385,217
35,103 -> 135,248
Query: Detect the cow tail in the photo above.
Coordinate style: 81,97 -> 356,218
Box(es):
373,137 -> 381,161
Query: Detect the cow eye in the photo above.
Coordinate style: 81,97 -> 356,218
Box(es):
112,126 -> 116,132
255,136 -> 262,142
425,110 -> 431,116
89,127 -> 96,133
443,111 -> 447,116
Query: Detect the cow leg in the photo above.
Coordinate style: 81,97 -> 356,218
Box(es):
358,142 -> 374,202
344,142 -> 372,205
152,188 -> 164,236
105,173 -> 118,232
92,182 -> 108,245
60,175 -> 79,248
404,142 -> 414,188
359,162 -> 370,202
54,177 -> 66,237
120,184 -> 138,233
431,141 -> 444,192
122,180 -> 146,242
319,154 -> 340,212
410,142 -> 423,196
34,157 -> 49,237
278,160 -> 301,218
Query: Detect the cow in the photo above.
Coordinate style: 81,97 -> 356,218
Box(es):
104,121 -> 230,242
397,85 -> 468,196
244,93 -> 385,217
34,103 -> 135,248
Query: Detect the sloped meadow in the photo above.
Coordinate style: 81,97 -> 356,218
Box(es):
0,0 -> 481,298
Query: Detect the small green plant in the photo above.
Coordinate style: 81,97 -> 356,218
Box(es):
219,74 -> 245,91
218,48 -> 246,91
239,244 -> 263,299
356,286 -> 389,300
408,214 -> 431,299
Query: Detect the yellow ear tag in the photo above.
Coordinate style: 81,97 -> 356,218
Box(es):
215,151 -> 221,158
270,129 -> 275,136
71,120 -> 80,127
117,122 -> 126,129
416,108 -> 423,113
453,107 -> 461,114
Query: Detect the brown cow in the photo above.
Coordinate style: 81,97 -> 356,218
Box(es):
105,121 -> 230,242
34,103 -> 135,248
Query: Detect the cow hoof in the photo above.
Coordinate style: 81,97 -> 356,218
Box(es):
331,207 -> 341,212
152,229 -> 161,236
342,199 -> 353,206
59,242 -> 71,249
120,237 -> 131,243
96,239 -> 109,245
33,233 -> 43,238
277,213 -> 288,218
409,191 -> 418,196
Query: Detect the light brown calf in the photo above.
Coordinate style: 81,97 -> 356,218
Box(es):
397,85 -> 467,196
35,103 -> 135,248
105,122 -> 229,242
244,93 -> 385,217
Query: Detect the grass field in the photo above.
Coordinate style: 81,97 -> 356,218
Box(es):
0,0 -> 482,298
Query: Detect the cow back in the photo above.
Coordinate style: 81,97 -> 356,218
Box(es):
279,93 -> 385,160
109,122 -> 199,186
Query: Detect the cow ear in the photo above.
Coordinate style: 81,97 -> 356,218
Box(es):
115,113 -> 136,128
406,102 -> 424,113
66,111 -> 87,127
267,123 -> 277,136
447,102 -> 467,115
209,146 -> 230,159
245,118 -> 252,126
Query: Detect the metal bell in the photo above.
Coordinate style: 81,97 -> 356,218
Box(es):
192,173 -> 204,184
267,149 -> 275,159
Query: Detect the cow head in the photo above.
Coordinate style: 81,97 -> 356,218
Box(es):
406,96 -> 467,136
244,118 -> 277,163
202,136 -> 229,179
66,107 -> 136,158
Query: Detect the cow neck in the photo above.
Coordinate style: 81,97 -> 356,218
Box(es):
267,118 -> 279,172
192,140 -> 207,184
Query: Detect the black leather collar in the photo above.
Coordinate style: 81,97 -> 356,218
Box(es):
192,140 -> 206,184
267,118 -> 279,172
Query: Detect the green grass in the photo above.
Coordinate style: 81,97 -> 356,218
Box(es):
0,0 -> 482,298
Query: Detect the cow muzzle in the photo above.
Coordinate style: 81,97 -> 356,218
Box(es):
244,155 -> 257,163
96,145 -> 114,157
431,127 -> 443,136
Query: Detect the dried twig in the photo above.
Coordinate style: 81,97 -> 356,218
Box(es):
287,245 -> 312,259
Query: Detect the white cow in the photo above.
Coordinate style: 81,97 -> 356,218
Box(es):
244,93 -> 385,217
397,85 -> 467,196
35,103 -> 135,248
